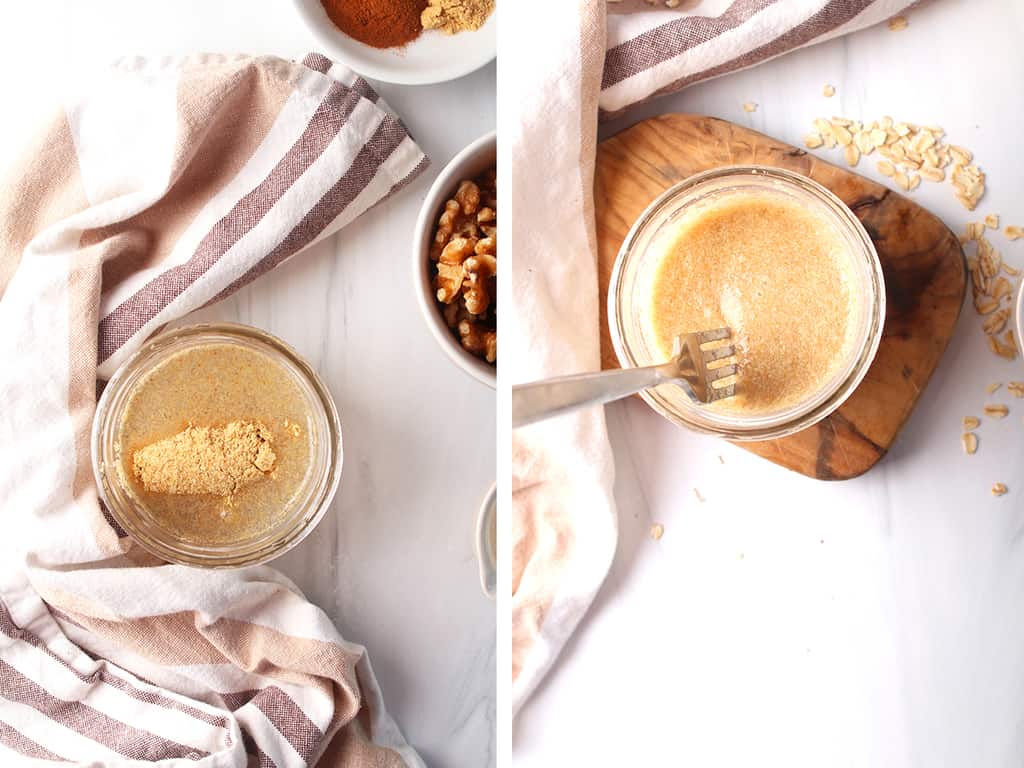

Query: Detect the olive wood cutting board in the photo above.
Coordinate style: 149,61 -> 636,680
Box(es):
595,114 -> 966,480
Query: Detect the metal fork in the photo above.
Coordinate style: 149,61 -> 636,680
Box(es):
512,327 -> 737,428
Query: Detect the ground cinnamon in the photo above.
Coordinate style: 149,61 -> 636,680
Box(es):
321,0 -> 428,50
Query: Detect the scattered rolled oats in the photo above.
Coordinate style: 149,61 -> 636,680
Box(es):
963,416 -> 980,430
992,482 -> 1008,497
983,308 -> 1010,335
888,15 -> 908,31
823,84 -> 835,97
803,115 -> 984,208
962,432 -> 978,455
983,404 -> 1009,418
990,333 -> 1019,360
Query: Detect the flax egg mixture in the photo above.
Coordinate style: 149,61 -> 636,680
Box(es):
645,190 -> 860,415
116,343 -> 314,545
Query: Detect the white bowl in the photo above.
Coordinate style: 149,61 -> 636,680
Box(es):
290,0 -> 496,86
1016,282 -> 1024,359
475,482 -> 496,599
413,132 -> 496,388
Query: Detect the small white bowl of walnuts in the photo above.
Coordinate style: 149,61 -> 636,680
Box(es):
413,132 -> 496,388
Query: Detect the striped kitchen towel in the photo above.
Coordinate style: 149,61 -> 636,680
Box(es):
506,0 -> 920,714
0,53 -> 427,766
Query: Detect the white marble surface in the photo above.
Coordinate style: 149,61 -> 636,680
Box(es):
0,4 -> 495,767
515,1 -> 1024,766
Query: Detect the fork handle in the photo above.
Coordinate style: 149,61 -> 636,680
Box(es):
512,363 -> 674,428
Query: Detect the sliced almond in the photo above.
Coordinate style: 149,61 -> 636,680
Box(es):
962,433 -> 978,455
963,416 -> 980,430
984,404 -> 1009,418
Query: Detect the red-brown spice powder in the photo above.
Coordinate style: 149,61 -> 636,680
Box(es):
320,0 -> 428,50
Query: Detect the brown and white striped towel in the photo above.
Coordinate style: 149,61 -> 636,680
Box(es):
0,52 -> 427,766
506,0 -> 919,714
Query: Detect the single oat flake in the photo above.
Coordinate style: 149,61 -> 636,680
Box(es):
743,102 -> 757,112
986,382 -> 1003,395
992,483 -> 1008,497
823,84 -> 836,97
963,416 -> 980,430
962,432 -> 978,455
888,16 -> 909,31
650,523 -> 665,540
984,404 -> 1009,419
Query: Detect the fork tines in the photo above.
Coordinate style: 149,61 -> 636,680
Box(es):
697,327 -> 737,402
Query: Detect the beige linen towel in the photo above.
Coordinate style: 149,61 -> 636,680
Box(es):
0,52 -> 427,766
507,0 -> 920,715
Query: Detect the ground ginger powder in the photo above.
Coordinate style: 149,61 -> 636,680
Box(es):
132,420 -> 277,497
421,0 -> 494,33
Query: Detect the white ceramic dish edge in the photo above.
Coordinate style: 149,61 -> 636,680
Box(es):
413,131 -> 497,388
476,482 -> 496,599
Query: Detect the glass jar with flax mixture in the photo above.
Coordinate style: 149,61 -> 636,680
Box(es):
92,323 -> 342,567
609,166 -> 885,441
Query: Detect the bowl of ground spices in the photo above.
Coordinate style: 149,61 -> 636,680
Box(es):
292,0 -> 496,85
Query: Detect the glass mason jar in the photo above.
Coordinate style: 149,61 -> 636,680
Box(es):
608,166 -> 886,441
91,323 -> 342,567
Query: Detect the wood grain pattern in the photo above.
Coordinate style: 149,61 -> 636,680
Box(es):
595,114 -> 966,480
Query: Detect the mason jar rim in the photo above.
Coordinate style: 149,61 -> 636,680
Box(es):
91,322 -> 343,568
607,165 -> 886,441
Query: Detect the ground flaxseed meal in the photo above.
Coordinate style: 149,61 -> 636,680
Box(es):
421,0 -> 495,34
133,421 -> 277,497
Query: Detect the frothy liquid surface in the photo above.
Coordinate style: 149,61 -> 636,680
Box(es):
117,343 -> 313,545
646,191 -> 859,415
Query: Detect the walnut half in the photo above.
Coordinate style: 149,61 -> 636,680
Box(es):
429,166 -> 497,366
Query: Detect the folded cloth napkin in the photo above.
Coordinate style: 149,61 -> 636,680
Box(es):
0,52 -> 427,766
507,0 -> 919,715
